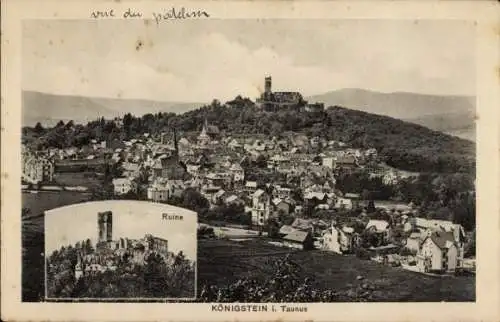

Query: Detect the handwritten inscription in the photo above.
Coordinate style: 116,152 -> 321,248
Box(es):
123,8 -> 142,19
90,7 -> 210,24
90,9 -> 115,19
153,8 -> 210,25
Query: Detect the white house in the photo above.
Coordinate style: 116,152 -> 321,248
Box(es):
322,225 -> 355,254
274,185 -> 293,200
229,163 -> 245,183
245,181 -> 258,194
322,157 -> 335,169
411,218 -> 466,265
417,231 -> 459,273
334,197 -> 353,210
147,183 -> 169,202
112,178 -> 137,195
365,219 -> 391,244
405,232 -> 423,253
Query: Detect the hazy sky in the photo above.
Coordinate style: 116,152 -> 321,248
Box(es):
45,201 -> 197,260
23,19 -> 475,102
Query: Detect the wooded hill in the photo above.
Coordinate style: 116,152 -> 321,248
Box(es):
23,97 -> 475,174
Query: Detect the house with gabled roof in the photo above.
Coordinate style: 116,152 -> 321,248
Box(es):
224,194 -> 244,206
282,230 -> 314,250
322,224 -> 356,254
272,198 -> 293,215
335,155 -> 358,169
417,230 -> 460,273
244,181 -> 258,195
365,219 -> 392,245
405,231 -> 425,253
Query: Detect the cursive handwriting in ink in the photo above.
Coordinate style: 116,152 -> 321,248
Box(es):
90,9 -> 115,19
153,7 -> 210,25
90,7 -> 210,23
122,8 -> 142,19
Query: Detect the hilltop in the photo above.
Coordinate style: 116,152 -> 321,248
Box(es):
24,90 -> 476,142
176,102 -> 475,173
24,97 -> 475,174
307,88 -> 475,141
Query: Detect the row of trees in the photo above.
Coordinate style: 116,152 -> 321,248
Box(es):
333,170 -> 476,231
46,242 -> 195,299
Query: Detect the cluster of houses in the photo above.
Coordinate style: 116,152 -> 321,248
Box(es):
319,213 -> 466,274
259,208 -> 467,274
26,105 -> 469,275
23,115 -> 421,234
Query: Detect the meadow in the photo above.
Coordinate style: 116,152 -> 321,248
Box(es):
198,239 -> 475,302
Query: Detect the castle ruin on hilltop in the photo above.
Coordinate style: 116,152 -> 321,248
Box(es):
256,76 -> 324,113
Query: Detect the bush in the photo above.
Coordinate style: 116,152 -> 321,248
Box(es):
356,248 -> 372,260
197,255 -> 377,302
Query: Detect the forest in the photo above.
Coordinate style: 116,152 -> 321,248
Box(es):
23,96 -> 475,174
46,242 -> 195,299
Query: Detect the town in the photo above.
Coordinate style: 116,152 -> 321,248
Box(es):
22,76 -> 476,301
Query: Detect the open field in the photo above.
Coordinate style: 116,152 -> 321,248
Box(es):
198,239 -> 475,302
22,191 -> 93,301
52,172 -> 102,188
23,191 -> 92,217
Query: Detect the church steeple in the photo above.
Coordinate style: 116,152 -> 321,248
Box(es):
198,118 -> 211,146
202,118 -> 208,134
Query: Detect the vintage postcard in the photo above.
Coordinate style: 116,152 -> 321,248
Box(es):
2,0 -> 499,321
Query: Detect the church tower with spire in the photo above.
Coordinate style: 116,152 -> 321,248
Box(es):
197,118 -> 211,146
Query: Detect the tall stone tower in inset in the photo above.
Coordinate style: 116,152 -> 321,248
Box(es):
264,76 -> 272,96
98,211 -> 113,243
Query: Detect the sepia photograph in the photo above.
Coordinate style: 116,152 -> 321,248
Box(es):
44,201 -> 197,300
19,17 -> 478,304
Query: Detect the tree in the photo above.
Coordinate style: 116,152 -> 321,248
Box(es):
65,120 -> 75,129
266,218 -> 281,238
270,122 -> 284,136
254,154 -> 268,168
21,101 -> 475,174
181,188 -> 210,213
367,200 -> 376,213
34,122 -> 44,134
464,229 -> 476,258
84,239 -> 94,254
144,252 -> 167,297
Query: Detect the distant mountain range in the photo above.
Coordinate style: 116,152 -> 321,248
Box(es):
307,88 -> 476,141
23,89 -> 476,141
22,91 -> 205,127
